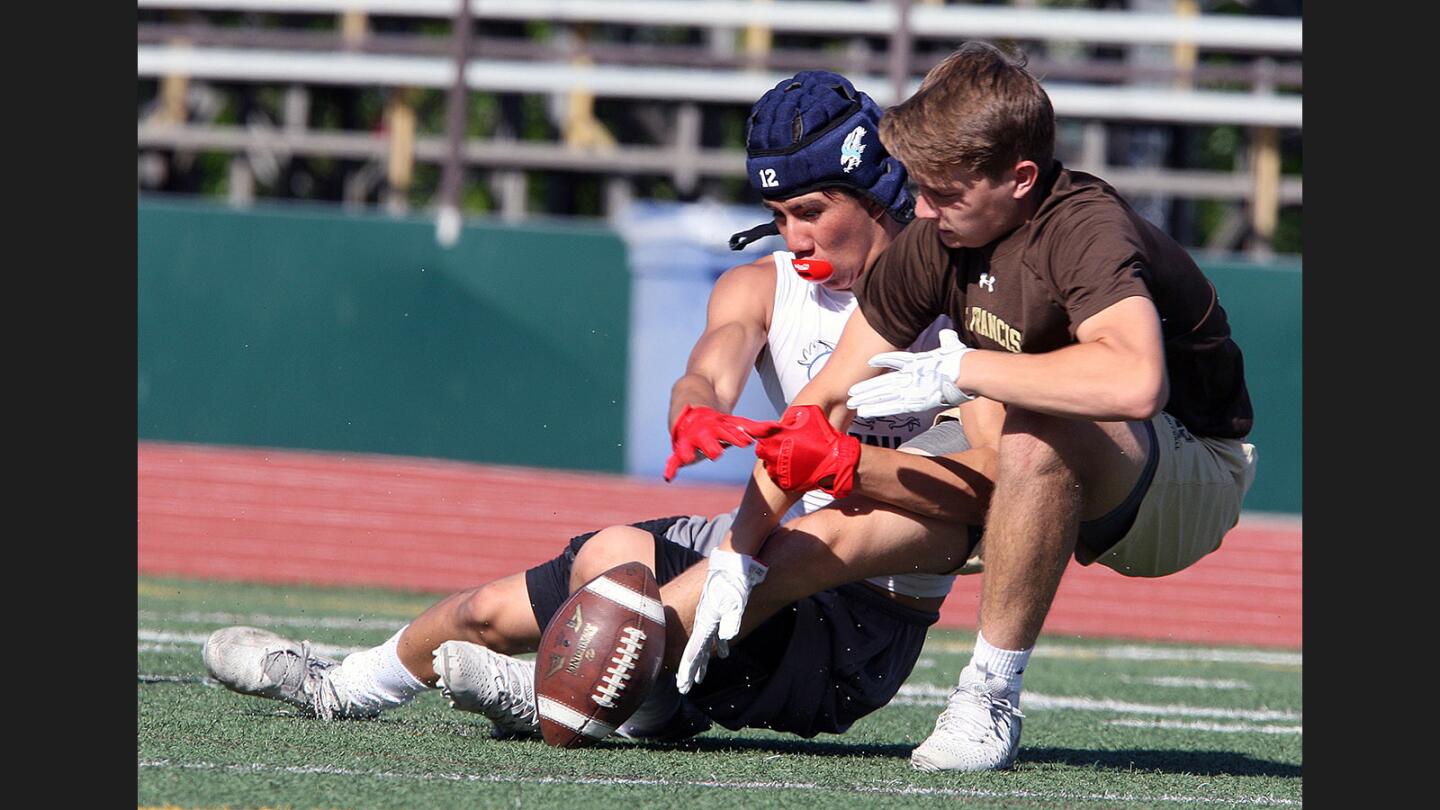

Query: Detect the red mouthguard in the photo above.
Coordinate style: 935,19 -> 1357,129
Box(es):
792,258 -> 834,282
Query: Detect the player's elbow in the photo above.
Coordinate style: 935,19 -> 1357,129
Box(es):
1114,369 -> 1167,422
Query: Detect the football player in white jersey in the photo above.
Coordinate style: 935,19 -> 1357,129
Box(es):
202,71 -> 1003,743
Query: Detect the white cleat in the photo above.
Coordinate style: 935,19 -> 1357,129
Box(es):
433,640 -> 540,739
202,626 -> 377,720
910,664 -> 1025,772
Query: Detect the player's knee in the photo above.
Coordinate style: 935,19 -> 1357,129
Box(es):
570,526 -> 656,591
998,408 -> 1075,480
454,586 -> 528,654
761,508 -> 853,579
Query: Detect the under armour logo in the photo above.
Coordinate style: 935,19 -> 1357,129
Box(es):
979,273 -> 996,292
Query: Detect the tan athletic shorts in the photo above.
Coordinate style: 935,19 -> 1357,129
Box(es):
1093,411 -> 1258,578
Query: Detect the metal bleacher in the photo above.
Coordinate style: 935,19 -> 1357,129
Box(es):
136,0 -> 1302,254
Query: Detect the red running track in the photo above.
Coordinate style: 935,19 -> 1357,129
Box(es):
138,441 -> 1301,649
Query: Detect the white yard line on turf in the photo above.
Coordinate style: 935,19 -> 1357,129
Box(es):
137,609 -> 408,632
140,643 -> 192,653
137,628 -> 1300,726
1118,675 -> 1253,690
1074,644 -> 1300,667
137,657 -> 1297,729
138,625 -> 1299,668
138,630 -> 362,658
924,640 -> 1301,667
1107,719 -> 1302,735
138,674 -> 216,686
136,759 -> 1301,806
891,684 -> 1299,723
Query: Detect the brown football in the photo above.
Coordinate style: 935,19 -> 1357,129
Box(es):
534,562 -> 667,748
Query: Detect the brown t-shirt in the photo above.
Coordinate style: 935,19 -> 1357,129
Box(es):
855,165 -> 1252,439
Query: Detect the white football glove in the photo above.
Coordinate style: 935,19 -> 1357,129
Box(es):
675,549 -> 768,694
845,328 -> 975,419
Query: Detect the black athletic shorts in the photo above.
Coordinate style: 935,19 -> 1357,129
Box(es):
1075,417 -> 1161,564
524,516 -> 940,738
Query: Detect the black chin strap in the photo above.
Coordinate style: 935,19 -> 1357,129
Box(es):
728,222 -> 780,251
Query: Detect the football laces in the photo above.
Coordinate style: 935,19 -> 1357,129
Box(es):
592,626 -> 646,709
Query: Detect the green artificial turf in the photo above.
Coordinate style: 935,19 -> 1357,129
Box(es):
138,576 -> 1301,809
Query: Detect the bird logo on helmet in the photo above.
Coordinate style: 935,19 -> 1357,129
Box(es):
727,70 -> 914,253
840,127 -> 867,173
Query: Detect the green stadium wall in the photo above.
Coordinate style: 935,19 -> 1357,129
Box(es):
138,198 -> 630,472
1200,260 -> 1302,515
137,199 -> 1300,513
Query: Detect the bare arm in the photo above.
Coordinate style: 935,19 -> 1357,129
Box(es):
792,315 -> 1005,526
667,259 -> 775,429
957,295 -> 1169,421
720,307 -> 903,555
850,397 -> 1004,524
792,307 -> 901,425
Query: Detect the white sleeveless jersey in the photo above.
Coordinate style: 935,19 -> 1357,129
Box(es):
754,251 -> 958,599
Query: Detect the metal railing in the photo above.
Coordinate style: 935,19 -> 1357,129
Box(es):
137,0 -> 1302,253
136,0 -> 1301,52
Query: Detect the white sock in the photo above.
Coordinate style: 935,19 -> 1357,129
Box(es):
969,630 -> 1032,699
327,625 -> 430,714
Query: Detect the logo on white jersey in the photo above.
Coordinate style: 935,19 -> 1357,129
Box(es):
853,414 -> 923,434
798,339 -> 836,379
978,272 -> 996,292
840,127 -> 867,173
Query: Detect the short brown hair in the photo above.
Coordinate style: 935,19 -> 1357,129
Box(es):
880,42 -> 1055,183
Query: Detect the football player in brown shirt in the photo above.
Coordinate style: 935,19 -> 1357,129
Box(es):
200,71 -> 1000,745
680,42 -> 1258,772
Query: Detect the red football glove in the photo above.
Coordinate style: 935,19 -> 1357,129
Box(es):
753,404 -> 861,498
663,405 -> 782,482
